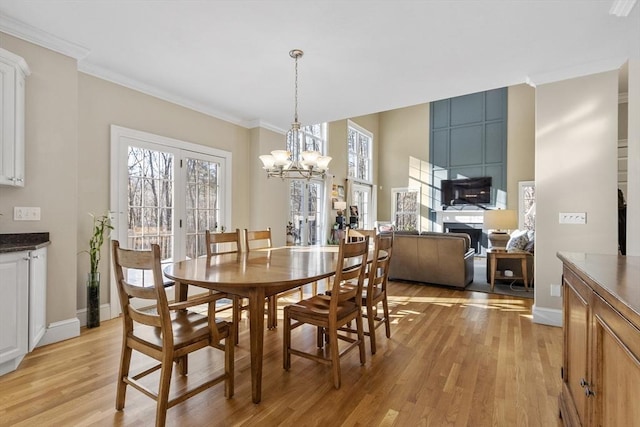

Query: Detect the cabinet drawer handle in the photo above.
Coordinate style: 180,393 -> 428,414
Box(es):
579,378 -> 589,388
585,386 -> 595,397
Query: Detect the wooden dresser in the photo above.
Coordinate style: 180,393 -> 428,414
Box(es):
557,252 -> 640,426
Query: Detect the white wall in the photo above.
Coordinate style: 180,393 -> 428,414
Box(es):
627,59 -> 640,256
0,34 -> 80,329
534,71 -> 619,323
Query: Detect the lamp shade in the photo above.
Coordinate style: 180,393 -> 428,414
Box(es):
483,209 -> 517,231
333,201 -> 347,211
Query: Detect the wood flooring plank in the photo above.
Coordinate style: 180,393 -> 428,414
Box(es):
0,282 -> 563,427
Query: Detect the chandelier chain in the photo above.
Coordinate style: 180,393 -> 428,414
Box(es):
294,52 -> 299,124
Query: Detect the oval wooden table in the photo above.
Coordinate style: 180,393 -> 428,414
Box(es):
164,246 -> 341,403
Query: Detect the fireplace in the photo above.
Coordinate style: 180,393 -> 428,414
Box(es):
443,222 -> 485,254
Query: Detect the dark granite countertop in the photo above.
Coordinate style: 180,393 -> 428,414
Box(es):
0,232 -> 51,253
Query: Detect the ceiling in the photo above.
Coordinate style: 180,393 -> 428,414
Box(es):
0,1 -> 638,132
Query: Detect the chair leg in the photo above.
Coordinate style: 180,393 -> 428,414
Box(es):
283,307 -> 291,370
233,296 -> 241,344
367,304 -> 377,355
156,355 -> 174,427
382,295 -> 391,338
225,327 -> 235,398
329,326 -> 341,389
267,295 -> 277,329
356,313 -> 366,366
316,326 -> 324,348
115,344 -> 133,410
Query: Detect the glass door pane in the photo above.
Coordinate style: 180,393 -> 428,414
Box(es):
126,145 -> 175,286
351,183 -> 372,229
289,180 -> 324,245
185,156 -> 221,259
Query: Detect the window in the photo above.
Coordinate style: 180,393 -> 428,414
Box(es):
111,125 -> 231,314
518,181 -> 535,230
351,182 -> 373,229
288,123 -> 328,245
392,188 -> 420,231
348,121 -> 372,183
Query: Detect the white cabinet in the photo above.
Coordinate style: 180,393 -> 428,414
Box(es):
0,48 -> 30,187
0,247 -> 47,375
0,251 -> 29,375
29,247 -> 47,351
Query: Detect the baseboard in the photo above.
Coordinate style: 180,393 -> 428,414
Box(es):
77,303 -> 112,327
532,304 -> 563,327
37,317 -> 80,347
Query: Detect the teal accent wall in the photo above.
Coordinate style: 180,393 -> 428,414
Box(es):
430,88 -> 508,208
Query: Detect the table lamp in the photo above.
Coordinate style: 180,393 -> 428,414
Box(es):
483,209 -> 517,249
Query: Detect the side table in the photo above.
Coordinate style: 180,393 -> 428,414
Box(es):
487,249 -> 532,291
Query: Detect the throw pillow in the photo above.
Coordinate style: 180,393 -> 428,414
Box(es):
507,230 -> 529,250
524,230 -> 535,253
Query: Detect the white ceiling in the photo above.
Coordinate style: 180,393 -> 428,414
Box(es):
0,1 -> 638,132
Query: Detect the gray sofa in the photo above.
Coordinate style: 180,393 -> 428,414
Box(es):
388,231 -> 475,288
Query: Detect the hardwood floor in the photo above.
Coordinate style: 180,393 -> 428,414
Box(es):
0,282 -> 563,427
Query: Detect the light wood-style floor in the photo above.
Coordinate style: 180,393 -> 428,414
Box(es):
0,282 -> 563,427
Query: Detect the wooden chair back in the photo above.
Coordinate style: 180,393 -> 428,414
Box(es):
367,234 -> 394,297
345,227 -> 377,243
111,240 -> 233,426
112,240 -> 171,333
244,227 -> 272,251
329,237 -> 370,313
205,229 -> 242,257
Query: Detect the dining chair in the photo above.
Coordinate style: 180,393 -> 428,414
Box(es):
244,227 -> 304,329
206,229 -> 244,342
345,227 -> 377,243
205,228 -> 242,256
283,237 -> 369,389
357,233 -> 394,354
112,240 -> 234,427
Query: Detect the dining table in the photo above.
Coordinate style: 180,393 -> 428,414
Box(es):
163,245 -> 343,403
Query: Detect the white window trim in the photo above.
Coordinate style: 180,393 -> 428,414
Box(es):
109,125 -> 232,318
347,120 -> 373,185
391,187 -> 421,231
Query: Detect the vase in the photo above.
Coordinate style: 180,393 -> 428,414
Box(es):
87,272 -> 100,328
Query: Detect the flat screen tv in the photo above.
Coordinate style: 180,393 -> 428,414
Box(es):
441,177 -> 492,207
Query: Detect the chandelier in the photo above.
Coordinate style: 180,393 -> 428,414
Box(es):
259,49 -> 332,180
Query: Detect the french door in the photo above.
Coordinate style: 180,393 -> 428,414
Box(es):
289,179 -> 325,246
109,126 -> 231,316
351,182 -> 374,229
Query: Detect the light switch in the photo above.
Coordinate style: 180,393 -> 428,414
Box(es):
559,212 -> 586,224
14,207 -> 41,221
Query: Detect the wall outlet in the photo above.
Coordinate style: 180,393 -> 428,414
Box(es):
559,212 -> 587,224
550,284 -> 562,297
14,206 -> 41,221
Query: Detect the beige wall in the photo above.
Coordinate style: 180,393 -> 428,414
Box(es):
0,33 -> 252,335
506,85 -> 536,211
77,74 -> 252,308
326,113 -> 380,231
378,104 -> 430,225
0,34 -> 80,326
248,126 -> 289,247
535,71 -> 619,316
627,60 -> 640,256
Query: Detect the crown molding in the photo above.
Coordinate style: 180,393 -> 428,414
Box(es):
0,12 -> 257,129
0,14 -> 89,60
525,56 -> 628,87
78,62 -> 249,128
609,0 -> 638,17
243,119 -> 286,134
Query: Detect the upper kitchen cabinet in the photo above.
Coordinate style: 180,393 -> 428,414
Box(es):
0,48 -> 30,187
